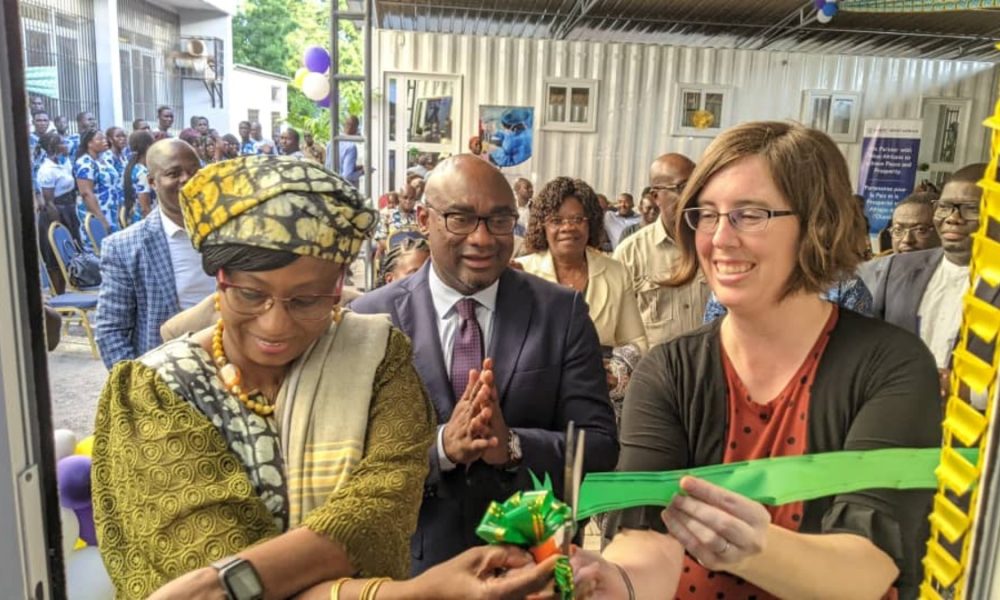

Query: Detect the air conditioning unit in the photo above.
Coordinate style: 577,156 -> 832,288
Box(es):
186,38 -> 208,57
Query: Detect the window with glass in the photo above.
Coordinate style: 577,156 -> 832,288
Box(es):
383,73 -> 461,194
543,78 -> 598,132
674,85 -> 731,137
801,91 -> 861,142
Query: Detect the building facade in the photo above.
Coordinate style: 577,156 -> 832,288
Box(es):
20,0 -> 235,132
228,64 -> 289,143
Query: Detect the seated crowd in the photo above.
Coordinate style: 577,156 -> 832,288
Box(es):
33,98 -> 981,599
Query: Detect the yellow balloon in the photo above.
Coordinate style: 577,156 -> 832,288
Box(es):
75,435 -> 94,456
293,67 -> 309,89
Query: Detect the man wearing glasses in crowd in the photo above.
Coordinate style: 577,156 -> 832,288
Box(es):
351,155 -> 619,576
613,152 -> 709,346
858,191 -> 940,291
873,163 -> 985,393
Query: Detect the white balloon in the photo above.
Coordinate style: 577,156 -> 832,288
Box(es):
301,72 -> 331,101
54,429 -> 78,461
816,10 -> 832,23
65,547 -> 114,600
60,507 -> 79,558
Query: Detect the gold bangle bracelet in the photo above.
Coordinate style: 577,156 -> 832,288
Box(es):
360,577 -> 391,600
330,577 -> 351,600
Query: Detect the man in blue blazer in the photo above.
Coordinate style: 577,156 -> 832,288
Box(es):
352,155 -> 619,575
96,139 -> 213,368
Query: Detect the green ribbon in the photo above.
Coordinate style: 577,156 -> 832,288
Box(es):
576,447 -> 978,519
475,447 -> 976,599
476,489 -> 574,599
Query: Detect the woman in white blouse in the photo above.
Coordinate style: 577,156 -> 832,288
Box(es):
37,131 -> 80,236
518,176 -> 647,414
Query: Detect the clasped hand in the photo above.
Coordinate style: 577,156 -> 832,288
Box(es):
442,358 -> 511,466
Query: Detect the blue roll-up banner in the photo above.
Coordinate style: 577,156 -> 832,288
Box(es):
857,119 -> 922,235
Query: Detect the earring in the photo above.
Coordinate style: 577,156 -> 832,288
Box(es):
331,305 -> 342,324
214,291 -> 221,313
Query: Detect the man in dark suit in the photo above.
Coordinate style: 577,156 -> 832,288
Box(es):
873,163 -> 983,376
351,155 -> 619,575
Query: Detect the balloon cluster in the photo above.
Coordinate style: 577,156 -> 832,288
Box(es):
54,429 -> 114,600
294,46 -> 333,108
815,0 -> 838,23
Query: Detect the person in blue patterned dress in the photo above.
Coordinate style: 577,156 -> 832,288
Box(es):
123,130 -> 157,223
66,111 -> 97,161
102,126 -> 129,178
74,129 -> 124,239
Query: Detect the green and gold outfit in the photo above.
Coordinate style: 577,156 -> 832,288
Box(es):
91,156 -> 435,597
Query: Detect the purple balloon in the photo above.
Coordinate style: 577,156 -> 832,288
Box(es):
57,455 -> 97,545
57,455 -> 91,510
814,0 -> 825,8
317,95 -> 331,108
303,46 -> 331,74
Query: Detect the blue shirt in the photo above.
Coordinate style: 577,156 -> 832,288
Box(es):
703,275 -> 874,323
339,142 -> 360,188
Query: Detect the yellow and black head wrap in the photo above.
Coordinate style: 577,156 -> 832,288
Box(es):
179,155 -> 376,264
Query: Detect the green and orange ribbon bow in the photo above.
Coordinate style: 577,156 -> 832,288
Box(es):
476,483 -> 575,599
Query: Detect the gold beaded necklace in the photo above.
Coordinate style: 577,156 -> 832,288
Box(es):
212,318 -> 276,417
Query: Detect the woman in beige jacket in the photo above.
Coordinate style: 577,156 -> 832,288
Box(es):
518,176 -> 647,415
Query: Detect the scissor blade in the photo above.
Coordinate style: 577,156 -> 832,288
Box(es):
572,429 -> 585,523
562,422 -> 576,555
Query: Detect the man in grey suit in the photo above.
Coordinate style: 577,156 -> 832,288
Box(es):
351,156 -> 619,575
873,163 -> 984,374
857,191 -> 940,292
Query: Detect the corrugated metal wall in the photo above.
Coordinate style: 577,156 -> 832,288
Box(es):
373,30 -> 998,197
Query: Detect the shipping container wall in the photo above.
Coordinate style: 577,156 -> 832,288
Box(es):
373,29 -> 998,198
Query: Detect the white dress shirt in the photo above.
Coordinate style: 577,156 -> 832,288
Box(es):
160,209 -> 217,310
427,263 -> 499,471
918,255 -> 970,368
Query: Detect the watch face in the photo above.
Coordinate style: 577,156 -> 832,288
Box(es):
227,562 -> 264,599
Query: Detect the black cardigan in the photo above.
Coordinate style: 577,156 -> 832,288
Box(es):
612,309 -> 942,598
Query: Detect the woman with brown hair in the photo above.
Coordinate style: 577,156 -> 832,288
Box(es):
518,177 -> 647,410
572,122 -> 941,599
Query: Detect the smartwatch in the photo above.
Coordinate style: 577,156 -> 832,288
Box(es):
212,556 -> 264,600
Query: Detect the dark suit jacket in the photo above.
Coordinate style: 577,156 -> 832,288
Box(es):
351,262 -> 619,574
872,247 -> 944,336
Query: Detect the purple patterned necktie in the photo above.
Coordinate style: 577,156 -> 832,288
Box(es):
450,297 -> 484,400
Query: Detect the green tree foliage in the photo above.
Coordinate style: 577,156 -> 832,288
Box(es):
232,0 -> 365,144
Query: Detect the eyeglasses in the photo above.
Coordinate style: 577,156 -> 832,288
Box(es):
682,206 -> 796,233
426,205 -> 518,236
889,224 -> 935,238
650,181 -> 688,195
217,272 -> 341,321
935,201 -> 980,221
545,215 -> 589,228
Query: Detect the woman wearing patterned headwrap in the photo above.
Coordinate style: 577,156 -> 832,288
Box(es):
91,156 -> 557,600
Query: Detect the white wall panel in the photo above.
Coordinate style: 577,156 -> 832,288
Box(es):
372,30 -> 998,199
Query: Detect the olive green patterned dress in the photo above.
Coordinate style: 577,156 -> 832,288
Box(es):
92,328 -> 434,598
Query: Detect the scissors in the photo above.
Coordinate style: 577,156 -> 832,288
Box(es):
562,421 -> 586,555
